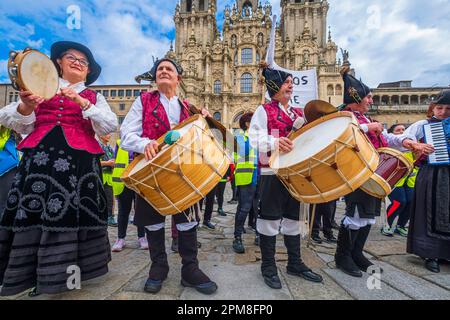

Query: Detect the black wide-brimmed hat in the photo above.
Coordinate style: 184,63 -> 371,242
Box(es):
433,89 -> 450,105
51,41 -> 101,85
149,58 -> 183,81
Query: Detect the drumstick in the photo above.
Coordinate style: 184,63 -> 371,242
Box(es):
186,103 -> 237,154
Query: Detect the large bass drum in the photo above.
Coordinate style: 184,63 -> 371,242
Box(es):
270,112 -> 379,204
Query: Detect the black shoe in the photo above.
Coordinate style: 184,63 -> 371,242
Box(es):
144,278 -> 163,294
331,221 -> 340,230
287,267 -> 323,283
425,259 -> 440,273
217,208 -> 227,216
324,234 -> 337,244
203,221 -> 215,230
181,278 -> 217,295
263,274 -> 282,289
254,235 -> 260,246
28,287 -> 41,297
311,234 -> 323,244
171,238 -> 178,253
232,236 -> 245,254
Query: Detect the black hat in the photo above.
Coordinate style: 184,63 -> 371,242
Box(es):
149,58 -> 183,81
341,66 -> 371,104
262,67 -> 293,98
432,89 -> 450,105
51,41 -> 101,86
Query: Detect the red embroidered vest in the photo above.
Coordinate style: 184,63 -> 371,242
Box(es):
259,100 -> 304,168
348,109 -> 388,149
141,90 -> 190,140
18,89 -> 103,154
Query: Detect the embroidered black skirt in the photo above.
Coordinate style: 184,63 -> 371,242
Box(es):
407,165 -> 450,260
0,126 -> 111,296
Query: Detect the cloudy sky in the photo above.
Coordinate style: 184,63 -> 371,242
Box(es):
1,0 -> 449,88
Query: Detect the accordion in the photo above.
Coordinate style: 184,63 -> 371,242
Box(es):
423,118 -> 450,165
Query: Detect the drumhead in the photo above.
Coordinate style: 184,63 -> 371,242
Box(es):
272,115 -> 353,168
128,120 -> 199,176
361,174 -> 391,198
21,51 -> 58,100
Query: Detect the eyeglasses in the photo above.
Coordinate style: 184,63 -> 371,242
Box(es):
63,54 -> 89,68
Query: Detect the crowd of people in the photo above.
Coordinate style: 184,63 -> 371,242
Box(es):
0,40 -> 448,297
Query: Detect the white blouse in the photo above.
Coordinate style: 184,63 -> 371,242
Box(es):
0,78 -> 118,137
120,91 -> 182,154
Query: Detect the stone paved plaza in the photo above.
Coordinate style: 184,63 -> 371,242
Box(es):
1,186 -> 450,301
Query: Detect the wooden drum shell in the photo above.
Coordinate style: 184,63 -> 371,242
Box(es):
270,112 -> 379,204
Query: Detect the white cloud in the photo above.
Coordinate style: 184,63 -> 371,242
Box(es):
1,0 -> 450,88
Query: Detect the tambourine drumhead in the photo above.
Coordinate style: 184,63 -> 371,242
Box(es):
272,115 -> 353,169
12,50 -> 59,100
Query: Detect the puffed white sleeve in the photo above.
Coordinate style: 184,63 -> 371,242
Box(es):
248,105 -> 277,153
404,120 -> 427,142
0,100 -> 36,135
82,93 -> 118,136
120,97 -> 152,154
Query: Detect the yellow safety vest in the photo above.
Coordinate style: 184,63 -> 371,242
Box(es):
111,140 -> 129,196
395,151 -> 418,188
235,131 -> 257,187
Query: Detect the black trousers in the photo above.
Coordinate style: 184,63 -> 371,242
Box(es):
309,201 -> 336,237
117,187 -> 145,239
104,184 -> 114,218
234,184 -> 258,237
259,175 -> 300,221
203,182 -> 226,223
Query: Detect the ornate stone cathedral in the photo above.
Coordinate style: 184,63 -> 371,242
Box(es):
170,0 -> 343,129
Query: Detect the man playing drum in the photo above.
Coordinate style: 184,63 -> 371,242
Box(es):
335,66 -> 434,277
249,65 -> 323,289
120,58 -> 217,295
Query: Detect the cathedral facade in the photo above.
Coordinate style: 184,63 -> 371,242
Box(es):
172,0 -> 343,129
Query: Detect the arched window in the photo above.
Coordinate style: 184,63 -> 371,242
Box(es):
233,111 -> 244,124
214,80 -> 222,94
241,48 -> 253,65
241,73 -> 253,93
335,84 -> 342,96
242,1 -> 253,17
327,84 -> 334,96
199,0 -> 205,11
213,112 -> 222,122
186,0 -> 192,12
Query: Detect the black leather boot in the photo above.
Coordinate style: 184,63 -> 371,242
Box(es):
178,228 -> 217,295
284,235 -> 323,283
352,225 -> 380,273
259,234 -> 281,289
335,226 -> 363,277
425,258 -> 440,273
144,228 -> 169,294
